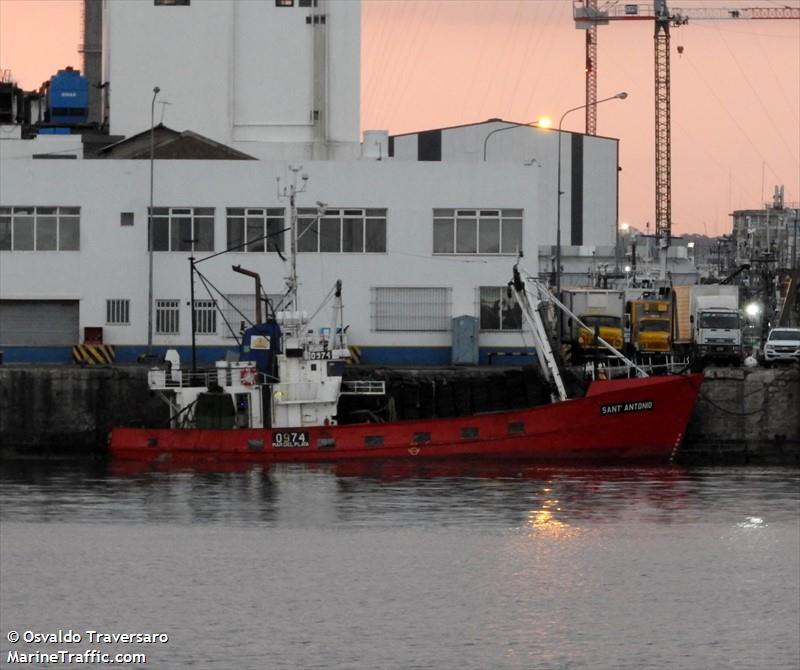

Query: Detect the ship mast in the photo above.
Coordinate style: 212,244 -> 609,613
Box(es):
278,165 -> 307,319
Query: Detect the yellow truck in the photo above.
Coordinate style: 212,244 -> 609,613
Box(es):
626,298 -> 672,355
561,289 -> 625,362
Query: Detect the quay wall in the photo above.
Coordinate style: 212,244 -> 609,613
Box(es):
0,365 -> 798,465
681,367 -> 800,465
0,366 -> 164,455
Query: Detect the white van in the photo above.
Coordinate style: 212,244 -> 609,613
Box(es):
763,327 -> 800,365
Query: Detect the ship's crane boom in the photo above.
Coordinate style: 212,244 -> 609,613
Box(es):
573,1 -> 800,276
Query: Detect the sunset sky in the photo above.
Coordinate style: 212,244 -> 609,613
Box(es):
1,0 -> 798,238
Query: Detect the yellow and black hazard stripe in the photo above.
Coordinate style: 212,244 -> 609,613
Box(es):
347,345 -> 362,364
72,344 -> 115,365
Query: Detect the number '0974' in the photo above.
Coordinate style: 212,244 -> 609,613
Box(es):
272,431 -> 309,448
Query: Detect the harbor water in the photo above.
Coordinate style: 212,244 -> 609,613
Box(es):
1,459 -> 798,670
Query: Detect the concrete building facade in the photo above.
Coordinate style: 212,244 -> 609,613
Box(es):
102,0 -> 361,159
1,0 -> 626,365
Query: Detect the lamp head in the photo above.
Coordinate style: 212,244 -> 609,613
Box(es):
153,86 -> 160,94
616,92 -> 628,99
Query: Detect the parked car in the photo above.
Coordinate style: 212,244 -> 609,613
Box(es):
762,327 -> 800,365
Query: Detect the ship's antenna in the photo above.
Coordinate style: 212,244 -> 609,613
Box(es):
277,166 -> 308,318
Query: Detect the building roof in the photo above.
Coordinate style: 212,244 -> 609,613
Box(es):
96,124 -> 256,160
390,118 -> 618,142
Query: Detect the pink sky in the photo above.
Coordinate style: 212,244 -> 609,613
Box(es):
2,0 -> 798,238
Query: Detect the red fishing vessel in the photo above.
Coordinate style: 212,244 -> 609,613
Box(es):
111,372 -> 701,464
110,254 -> 703,465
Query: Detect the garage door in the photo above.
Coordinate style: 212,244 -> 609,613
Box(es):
0,300 -> 80,346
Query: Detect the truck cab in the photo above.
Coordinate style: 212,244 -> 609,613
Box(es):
577,314 -> 624,353
560,289 -> 624,363
693,294 -> 742,365
628,299 -> 672,355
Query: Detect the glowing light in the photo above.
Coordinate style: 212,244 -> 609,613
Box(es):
624,265 -> 631,273
535,117 -> 552,129
620,222 -> 630,232
745,302 -> 761,317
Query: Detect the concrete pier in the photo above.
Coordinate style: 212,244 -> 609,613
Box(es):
0,366 -> 164,455
680,367 -> 800,465
0,365 -> 797,464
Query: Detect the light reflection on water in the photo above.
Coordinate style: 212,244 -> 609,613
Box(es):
1,459 -> 798,670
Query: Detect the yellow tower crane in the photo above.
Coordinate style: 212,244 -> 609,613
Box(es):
573,1 -> 800,277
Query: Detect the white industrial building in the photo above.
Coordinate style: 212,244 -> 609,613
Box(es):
0,0 -> 624,365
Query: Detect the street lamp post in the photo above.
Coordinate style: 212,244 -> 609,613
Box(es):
147,86 -> 160,355
555,92 -> 627,295
482,120 -> 546,161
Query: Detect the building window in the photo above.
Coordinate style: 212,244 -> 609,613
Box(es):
226,208 -> 285,253
433,208 -> 522,255
371,287 -> 451,332
275,0 -> 294,6
193,299 -> 217,335
156,299 -> 180,335
298,208 -> 386,253
106,299 -> 130,325
149,207 -> 214,252
479,287 -> 522,331
155,0 -> 190,6
221,293 -> 285,339
0,206 -> 80,251
120,212 -> 134,226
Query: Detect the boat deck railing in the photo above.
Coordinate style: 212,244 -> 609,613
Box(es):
587,355 -> 691,380
340,380 -> 386,395
148,368 -> 266,390
149,369 -> 386,397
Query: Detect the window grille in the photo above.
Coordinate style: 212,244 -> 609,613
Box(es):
297,208 -> 386,253
226,208 -> 285,252
193,299 -> 217,335
106,299 -> 130,325
371,287 -> 451,332
479,286 -> 522,331
0,206 -> 80,251
433,208 -> 522,255
149,207 -> 214,252
156,299 -> 180,335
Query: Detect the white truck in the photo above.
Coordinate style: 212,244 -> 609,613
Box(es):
689,285 -> 742,365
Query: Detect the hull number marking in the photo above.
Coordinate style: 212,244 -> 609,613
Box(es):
600,400 -> 654,416
309,351 -> 332,361
272,431 -> 310,448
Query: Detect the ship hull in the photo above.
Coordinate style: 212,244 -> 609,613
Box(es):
110,374 -> 702,465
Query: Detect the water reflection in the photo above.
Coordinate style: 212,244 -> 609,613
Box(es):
2,457 -> 797,530
527,495 -> 582,538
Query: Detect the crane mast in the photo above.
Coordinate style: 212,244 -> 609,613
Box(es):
585,0 -> 599,135
573,1 -> 800,276
654,0 -> 671,276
